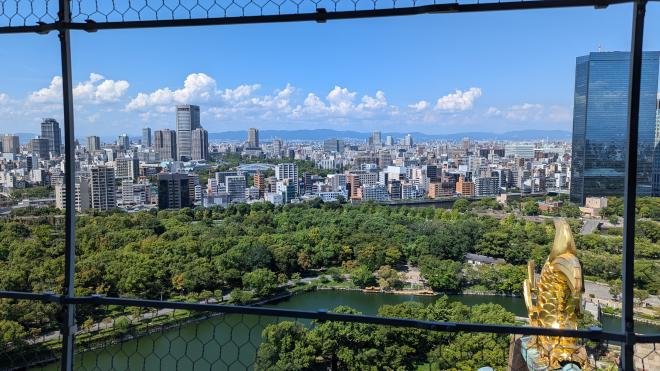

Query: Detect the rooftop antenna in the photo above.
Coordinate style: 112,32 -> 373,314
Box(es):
597,44 -> 603,52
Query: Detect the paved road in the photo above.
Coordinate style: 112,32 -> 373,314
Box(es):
580,219 -> 602,235
29,274 -> 328,346
584,280 -> 612,301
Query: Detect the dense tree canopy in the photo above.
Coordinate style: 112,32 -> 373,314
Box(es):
0,199 -> 657,346
256,297 -> 516,370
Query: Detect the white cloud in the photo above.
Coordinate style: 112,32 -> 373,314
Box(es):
408,100 -> 429,111
504,103 -> 543,121
126,73 -> 217,110
0,93 -> 8,104
547,105 -> 572,122
87,113 -> 101,123
325,86 -> 356,115
485,106 -> 501,116
221,84 -> 261,101
291,86 -> 392,120
301,93 -> 325,114
73,73 -> 130,103
249,84 -> 295,110
29,76 -> 63,103
93,79 -> 130,102
29,73 -> 129,105
358,91 -> 387,110
435,87 -> 482,111
486,103 -> 571,123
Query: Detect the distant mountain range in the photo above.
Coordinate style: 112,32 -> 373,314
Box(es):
208,129 -> 572,141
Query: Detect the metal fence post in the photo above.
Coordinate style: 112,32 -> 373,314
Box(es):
621,0 -> 647,369
58,0 -> 77,369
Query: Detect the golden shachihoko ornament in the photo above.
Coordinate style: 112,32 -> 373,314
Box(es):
523,219 -> 590,370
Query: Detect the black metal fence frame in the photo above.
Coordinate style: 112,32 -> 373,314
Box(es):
0,0 -> 658,369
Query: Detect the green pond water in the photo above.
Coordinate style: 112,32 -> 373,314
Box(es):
40,290 -> 658,370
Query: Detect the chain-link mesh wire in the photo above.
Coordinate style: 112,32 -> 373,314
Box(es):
1,0 -> 638,28
0,0 -> 58,27
6,301 -> 658,370
0,298 -> 62,370
634,342 -> 660,371
68,0 -> 448,23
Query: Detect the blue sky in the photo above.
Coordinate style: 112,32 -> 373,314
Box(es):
0,2 -> 659,137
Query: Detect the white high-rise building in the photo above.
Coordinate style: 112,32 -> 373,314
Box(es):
117,134 -> 130,150
89,166 -> 116,211
505,143 -> 535,159
176,104 -> 201,161
403,134 -> 413,147
115,157 -> 139,180
275,163 -> 298,181
87,136 -> 101,152
191,128 -> 209,160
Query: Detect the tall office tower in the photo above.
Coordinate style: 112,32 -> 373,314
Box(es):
371,131 -> 382,146
346,174 -> 361,200
302,173 -> 314,195
154,129 -> 177,161
87,135 -> 101,152
323,139 -> 344,153
117,134 -> 130,150
403,134 -> 414,147
29,137 -> 50,159
142,127 -> 152,147
254,171 -> 265,198
425,165 -> 439,182
157,173 -> 191,209
115,156 -> 139,180
226,175 -> 247,202
55,178 -> 91,211
89,166 -> 116,211
377,152 -> 391,168
40,118 -> 61,156
247,128 -> 260,148
570,51 -> 660,203
462,137 -> 471,151
176,104 -> 201,161
191,128 -> 209,160
272,139 -> 283,155
275,163 -> 298,181
653,97 -> 660,196
2,134 -> 20,154
385,135 -> 393,146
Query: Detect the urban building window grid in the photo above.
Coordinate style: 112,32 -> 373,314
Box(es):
570,52 -> 660,203
0,0 -> 656,370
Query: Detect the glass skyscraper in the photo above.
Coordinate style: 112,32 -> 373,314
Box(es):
570,51 -> 660,203
142,127 -> 152,148
653,97 -> 660,196
40,118 -> 61,157
176,104 -> 201,161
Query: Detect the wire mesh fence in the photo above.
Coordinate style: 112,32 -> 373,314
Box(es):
0,0 -> 658,370
4,299 -> 655,371
0,0 -> 638,28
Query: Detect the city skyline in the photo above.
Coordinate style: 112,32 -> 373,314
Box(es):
1,5 -> 660,135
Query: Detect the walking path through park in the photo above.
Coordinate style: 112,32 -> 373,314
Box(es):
28,274 -> 328,346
